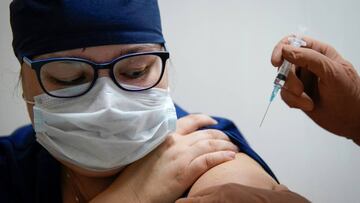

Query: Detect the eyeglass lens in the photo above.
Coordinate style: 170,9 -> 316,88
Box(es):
39,54 -> 164,97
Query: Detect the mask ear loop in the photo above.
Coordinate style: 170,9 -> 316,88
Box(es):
162,43 -> 174,93
22,93 -> 35,105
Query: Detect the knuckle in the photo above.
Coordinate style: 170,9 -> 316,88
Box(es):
187,114 -> 205,125
204,129 -> 225,138
184,114 -> 198,124
282,36 -> 291,44
196,139 -> 220,152
163,134 -> 176,148
188,158 -> 207,176
286,101 -> 297,109
196,140 -> 211,151
287,103 -> 297,109
280,91 -> 296,109
323,43 -> 336,55
206,139 -> 217,149
189,113 -> 206,120
285,83 -> 303,97
174,165 -> 187,184
170,147 -> 185,161
291,49 -> 303,61
272,44 -> 282,55
204,155 -> 213,169
187,113 -> 199,120
196,155 -> 214,172
342,59 -> 354,68
271,58 -> 277,67
195,162 -> 208,174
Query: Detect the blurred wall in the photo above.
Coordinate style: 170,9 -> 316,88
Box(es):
1,0 -> 359,202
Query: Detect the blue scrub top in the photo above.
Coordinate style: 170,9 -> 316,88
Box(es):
0,105 -> 278,203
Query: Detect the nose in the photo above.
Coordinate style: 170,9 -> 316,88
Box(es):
98,69 -> 111,78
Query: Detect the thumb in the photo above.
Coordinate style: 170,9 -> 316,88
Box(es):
282,45 -> 335,82
176,198 -> 202,203
176,196 -> 218,203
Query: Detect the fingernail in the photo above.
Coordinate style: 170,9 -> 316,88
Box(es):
225,151 -> 236,159
283,45 -> 298,59
301,93 -> 314,111
210,118 -> 218,125
282,45 -> 293,55
303,102 -> 314,112
283,44 -> 293,51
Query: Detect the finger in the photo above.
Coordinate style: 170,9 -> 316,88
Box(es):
190,139 -> 239,156
187,151 -> 236,181
176,195 -> 215,203
282,45 -> 336,80
281,88 -> 314,111
176,197 -> 207,203
175,198 -> 197,203
274,184 -> 290,192
271,35 -> 294,67
176,114 -> 218,135
283,66 -> 304,96
183,129 -> 230,145
302,36 -> 342,60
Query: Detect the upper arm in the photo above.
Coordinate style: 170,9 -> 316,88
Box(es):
188,153 -> 280,196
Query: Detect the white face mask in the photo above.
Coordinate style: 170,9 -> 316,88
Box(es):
32,77 -> 177,172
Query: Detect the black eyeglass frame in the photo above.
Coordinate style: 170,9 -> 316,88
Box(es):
23,51 -> 170,98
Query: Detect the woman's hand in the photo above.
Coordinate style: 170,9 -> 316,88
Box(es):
271,36 -> 360,143
91,114 -> 239,203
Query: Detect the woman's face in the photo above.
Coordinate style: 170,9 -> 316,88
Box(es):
21,43 -> 168,177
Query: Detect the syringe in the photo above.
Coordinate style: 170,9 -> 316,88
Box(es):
259,35 -> 306,127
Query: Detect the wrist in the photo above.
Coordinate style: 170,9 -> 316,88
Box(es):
89,181 -> 143,203
349,96 -> 360,145
135,180 -> 177,203
350,124 -> 360,145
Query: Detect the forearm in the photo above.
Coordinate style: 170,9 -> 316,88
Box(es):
351,134 -> 360,146
344,102 -> 360,146
352,107 -> 360,146
89,182 -> 142,203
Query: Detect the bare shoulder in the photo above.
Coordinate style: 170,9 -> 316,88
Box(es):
188,153 -> 280,196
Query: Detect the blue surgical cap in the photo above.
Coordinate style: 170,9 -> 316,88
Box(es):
10,0 -> 165,62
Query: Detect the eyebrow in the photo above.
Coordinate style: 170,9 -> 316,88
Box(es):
80,44 -> 163,55
120,44 -> 163,55
37,44 -> 163,60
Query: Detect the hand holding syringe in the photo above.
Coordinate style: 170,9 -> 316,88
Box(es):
260,35 -> 306,127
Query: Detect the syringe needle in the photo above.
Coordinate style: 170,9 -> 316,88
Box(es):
259,101 -> 272,127
259,35 -> 306,128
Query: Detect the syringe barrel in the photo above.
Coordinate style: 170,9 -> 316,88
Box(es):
273,60 -> 291,86
272,37 -> 306,89
278,60 -> 291,76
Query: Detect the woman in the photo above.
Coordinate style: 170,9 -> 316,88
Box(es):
1,0 -> 283,202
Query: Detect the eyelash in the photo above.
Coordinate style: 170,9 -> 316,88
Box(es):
51,74 -> 86,85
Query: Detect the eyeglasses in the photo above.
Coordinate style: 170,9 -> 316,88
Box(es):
23,51 -> 169,98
